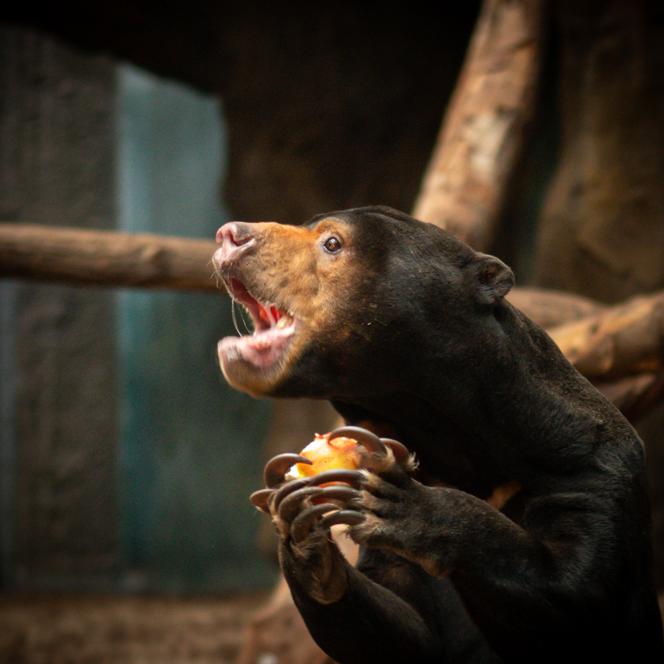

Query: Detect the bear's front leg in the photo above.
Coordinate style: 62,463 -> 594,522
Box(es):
345,453 -> 654,661
250,430 -> 457,663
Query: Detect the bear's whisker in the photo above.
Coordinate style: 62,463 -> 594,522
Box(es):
231,299 -> 243,336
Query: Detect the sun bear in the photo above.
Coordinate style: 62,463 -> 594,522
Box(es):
212,206 -> 663,662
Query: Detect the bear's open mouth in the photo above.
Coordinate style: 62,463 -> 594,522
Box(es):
218,277 -> 297,372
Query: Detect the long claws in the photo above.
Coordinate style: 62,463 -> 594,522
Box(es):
279,487 -> 324,523
306,469 -> 365,488
278,484 -> 360,523
249,488 -> 273,513
264,453 -> 312,488
273,477 -> 311,510
314,485 -> 361,504
329,425 -> 387,455
291,503 -> 340,542
322,509 -> 366,529
253,429 -> 413,548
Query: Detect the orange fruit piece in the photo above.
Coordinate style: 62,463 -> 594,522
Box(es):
286,433 -> 360,480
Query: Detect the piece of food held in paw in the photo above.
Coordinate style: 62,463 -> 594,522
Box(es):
249,426 -> 412,515
284,433 -> 361,480
282,425 -> 412,480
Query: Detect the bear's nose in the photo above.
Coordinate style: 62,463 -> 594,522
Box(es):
215,221 -> 255,246
213,222 -> 256,270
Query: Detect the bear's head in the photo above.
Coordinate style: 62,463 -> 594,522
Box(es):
213,206 -> 514,399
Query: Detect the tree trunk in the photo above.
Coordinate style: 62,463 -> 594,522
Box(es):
548,292 -> 664,379
413,0 -> 545,250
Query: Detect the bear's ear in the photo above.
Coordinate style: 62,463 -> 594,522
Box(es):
471,253 -> 514,305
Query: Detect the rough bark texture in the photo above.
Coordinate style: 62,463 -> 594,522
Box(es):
549,292 -> 664,379
0,224 -> 218,291
507,287 -> 603,328
413,0 -> 545,250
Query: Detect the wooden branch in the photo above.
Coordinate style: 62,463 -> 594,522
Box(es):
412,0 -> 545,250
548,292 -> 664,379
508,287 -> 604,328
0,223 -> 219,292
512,289 -> 664,419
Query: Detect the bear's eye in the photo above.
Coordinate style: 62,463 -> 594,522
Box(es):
323,236 -> 342,254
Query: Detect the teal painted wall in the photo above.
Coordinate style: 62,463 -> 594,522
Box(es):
116,66 -> 274,592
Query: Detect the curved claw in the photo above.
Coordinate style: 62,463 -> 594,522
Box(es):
279,486 -> 324,523
322,509 -> 366,529
249,488 -> 273,513
380,437 -> 411,465
273,477 -> 311,510
328,425 -> 387,455
279,485 -> 361,523
264,453 -> 312,488
291,503 -> 339,542
315,485 -> 361,505
306,469 -> 365,488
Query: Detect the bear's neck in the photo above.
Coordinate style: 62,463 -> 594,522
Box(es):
343,304 -> 621,494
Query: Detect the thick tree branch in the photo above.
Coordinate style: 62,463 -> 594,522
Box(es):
507,287 -> 603,328
0,223 -> 218,291
548,292 -> 664,379
412,0 -> 545,250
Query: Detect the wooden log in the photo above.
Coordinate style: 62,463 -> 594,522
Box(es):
412,0 -> 545,250
508,287 -> 604,328
548,292 -> 664,379
0,223 -> 219,291
513,290 -> 664,422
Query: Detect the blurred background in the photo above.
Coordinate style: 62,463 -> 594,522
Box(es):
0,1 -> 662,661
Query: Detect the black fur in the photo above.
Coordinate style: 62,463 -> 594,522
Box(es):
257,207 -> 663,662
